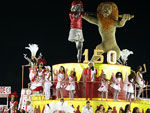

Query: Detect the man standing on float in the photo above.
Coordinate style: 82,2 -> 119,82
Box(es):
83,61 -> 97,100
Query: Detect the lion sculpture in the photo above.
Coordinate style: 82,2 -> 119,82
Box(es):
82,2 -> 134,61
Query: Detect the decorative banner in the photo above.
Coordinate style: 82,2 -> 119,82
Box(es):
0,86 -> 11,95
30,99 -> 150,113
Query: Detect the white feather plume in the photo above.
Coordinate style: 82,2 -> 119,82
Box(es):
44,101 -> 56,113
25,44 -> 39,57
61,101 -> 74,113
120,49 -> 133,61
44,101 -> 74,113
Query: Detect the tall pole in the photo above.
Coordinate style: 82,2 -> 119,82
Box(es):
22,65 -> 24,89
146,82 -> 148,99
134,84 -> 136,101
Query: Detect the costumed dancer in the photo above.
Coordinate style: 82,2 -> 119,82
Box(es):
107,106 -> 113,113
25,99 -> 33,113
124,104 -> 131,113
24,44 -> 42,82
136,64 -> 147,99
98,71 -> 108,101
82,101 -> 93,113
12,101 -> 19,113
110,72 -> 123,101
95,108 -> 100,113
119,107 -> 124,113
83,61 -> 97,100
132,107 -> 140,113
123,70 -> 136,102
68,0 -> 85,63
30,58 -> 46,93
53,66 -> 66,100
8,92 -> 18,113
65,69 -> 76,100
44,66 -> 52,100
99,104 -> 105,113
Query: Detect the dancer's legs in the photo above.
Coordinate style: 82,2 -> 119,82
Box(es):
75,41 -> 83,63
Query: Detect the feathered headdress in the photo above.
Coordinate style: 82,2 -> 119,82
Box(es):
25,44 -> 39,57
120,49 -> 133,62
45,66 -> 51,71
38,58 -> 47,65
8,91 -> 18,98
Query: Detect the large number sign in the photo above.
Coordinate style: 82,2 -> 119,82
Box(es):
0,86 -> 11,95
83,49 -> 117,64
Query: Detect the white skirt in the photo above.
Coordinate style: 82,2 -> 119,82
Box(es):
123,84 -> 134,93
98,85 -> 108,92
56,81 -> 64,89
110,83 -> 121,91
30,82 -> 43,90
68,29 -> 84,42
137,80 -> 145,88
65,84 -> 75,91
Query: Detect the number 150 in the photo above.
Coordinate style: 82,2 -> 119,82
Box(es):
83,49 -> 117,64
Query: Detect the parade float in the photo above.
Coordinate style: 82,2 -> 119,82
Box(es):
16,0 -> 150,113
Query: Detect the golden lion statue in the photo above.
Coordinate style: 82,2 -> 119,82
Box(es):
82,2 -> 134,61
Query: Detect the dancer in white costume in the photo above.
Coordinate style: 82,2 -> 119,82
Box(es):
123,71 -> 136,102
44,66 -> 52,100
136,64 -> 147,99
110,72 -> 123,101
23,44 -> 44,92
25,99 -> 33,113
98,72 -> 108,101
30,59 -> 46,92
53,66 -> 66,100
65,69 -> 76,100
82,101 -> 93,113
24,44 -> 42,82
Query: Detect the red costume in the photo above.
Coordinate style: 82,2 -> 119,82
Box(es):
68,0 -> 85,43
8,92 -> 18,113
83,67 -> 97,100
69,12 -> 84,29
69,0 -> 84,29
29,68 -> 37,82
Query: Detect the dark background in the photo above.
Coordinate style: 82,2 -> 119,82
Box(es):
0,0 -> 150,100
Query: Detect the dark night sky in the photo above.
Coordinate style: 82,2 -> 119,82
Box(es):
0,0 -> 150,96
